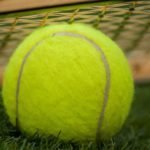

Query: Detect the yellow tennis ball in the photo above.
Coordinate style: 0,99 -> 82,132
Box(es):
2,23 -> 134,141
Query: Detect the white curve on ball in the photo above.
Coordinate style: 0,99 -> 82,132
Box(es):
16,31 -> 111,141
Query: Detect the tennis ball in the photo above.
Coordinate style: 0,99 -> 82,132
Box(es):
2,23 -> 134,141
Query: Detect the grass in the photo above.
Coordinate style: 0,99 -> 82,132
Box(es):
0,85 -> 150,150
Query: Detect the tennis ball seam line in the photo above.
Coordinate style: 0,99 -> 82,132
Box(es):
15,31 -> 111,140
53,32 -> 110,141
16,39 -> 45,130
53,32 -> 111,140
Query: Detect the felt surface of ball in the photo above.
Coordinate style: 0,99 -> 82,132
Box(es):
3,24 -> 134,141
